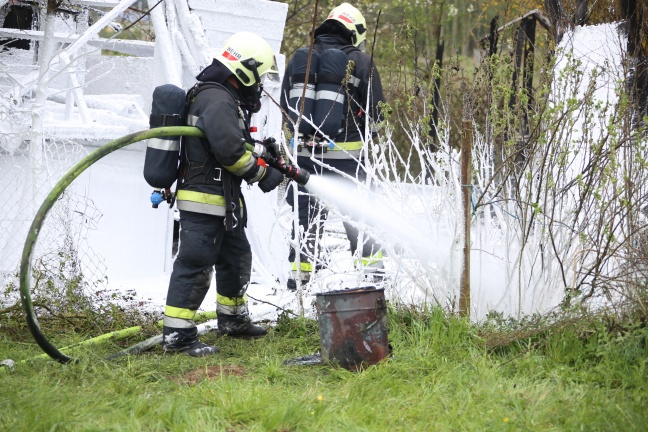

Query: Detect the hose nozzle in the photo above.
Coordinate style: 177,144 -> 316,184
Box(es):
284,165 -> 310,186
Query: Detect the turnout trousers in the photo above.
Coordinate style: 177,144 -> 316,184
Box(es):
163,210 -> 252,348
286,156 -> 383,279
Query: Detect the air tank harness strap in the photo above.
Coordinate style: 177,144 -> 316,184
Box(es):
290,73 -> 345,85
149,113 -> 183,128
222,168 -> 246,234
182,157 -> 223,186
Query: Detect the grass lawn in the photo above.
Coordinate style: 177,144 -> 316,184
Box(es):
1,307 -> 646,431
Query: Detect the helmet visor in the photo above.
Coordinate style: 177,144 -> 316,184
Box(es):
264,56 -> 280,83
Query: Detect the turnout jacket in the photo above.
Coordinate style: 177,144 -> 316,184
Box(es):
176,82 -> 265,218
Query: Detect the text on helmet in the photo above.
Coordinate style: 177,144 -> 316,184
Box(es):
332,12 -> 355,24
223,46 -> 242,61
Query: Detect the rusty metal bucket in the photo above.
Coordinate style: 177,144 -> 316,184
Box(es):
315,287 -> 389,371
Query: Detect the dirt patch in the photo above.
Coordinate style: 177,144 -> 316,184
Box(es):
170,365 -> 246,385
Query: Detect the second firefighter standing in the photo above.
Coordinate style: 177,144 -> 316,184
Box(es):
280,3 -> 387,290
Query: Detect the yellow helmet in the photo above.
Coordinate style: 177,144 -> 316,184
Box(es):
217,32 -> 279,87
326,3 -> 367,48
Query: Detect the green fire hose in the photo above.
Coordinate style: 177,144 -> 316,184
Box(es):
19,126 -> 206,364
0,311 -> 218,371
18,126 -> 309,365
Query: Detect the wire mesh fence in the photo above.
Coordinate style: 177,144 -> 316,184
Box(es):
0,131 -> 110,308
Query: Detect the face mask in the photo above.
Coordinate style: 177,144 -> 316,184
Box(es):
358,40 -> 367,52
239,84 -> 263,113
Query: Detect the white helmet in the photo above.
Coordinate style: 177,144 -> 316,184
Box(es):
326,3 -> 367,48
217,32 -> 279,87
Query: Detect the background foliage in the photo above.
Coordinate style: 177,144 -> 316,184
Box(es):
276,0 -> 646,175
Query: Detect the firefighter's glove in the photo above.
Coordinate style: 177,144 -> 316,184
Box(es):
254,138 -> 281,166
261,137 -> 281,159
253,142 -> 270,161
258,166 -> 283,193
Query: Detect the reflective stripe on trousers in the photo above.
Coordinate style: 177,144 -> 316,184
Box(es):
217,293 -> 248,316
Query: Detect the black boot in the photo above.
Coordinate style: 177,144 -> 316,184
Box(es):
287,267 -> 314,291
162,326 -> 219,357
287,278 -> 297,291
218,313 -> 268,338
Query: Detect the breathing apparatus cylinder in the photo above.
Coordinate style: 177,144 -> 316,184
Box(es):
287,47 -> 319,137
144,85 -> 186,189
312,48 -> 347,140
144,84 -> 187,209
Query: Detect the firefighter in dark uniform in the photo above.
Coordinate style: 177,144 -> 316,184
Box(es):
280,3 -> 386,290
162,32 -> 284,357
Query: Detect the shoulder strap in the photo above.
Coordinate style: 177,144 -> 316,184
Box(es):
174,82 -> 227,208
188,82 -> 249,126
340,45 -> 360,55
186,82 -> 231,105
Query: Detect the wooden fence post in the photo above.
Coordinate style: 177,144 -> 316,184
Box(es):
459,120 -> 472,318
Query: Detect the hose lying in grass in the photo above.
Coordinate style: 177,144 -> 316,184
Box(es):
0,311 -> 219,372
19,127 -> 206,365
